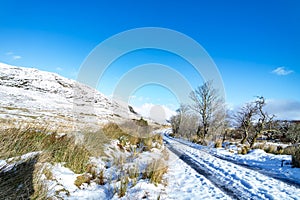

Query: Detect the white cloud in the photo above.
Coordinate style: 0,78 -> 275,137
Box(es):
55,67 -> 63,71
265,99 -> 300,120
5,51 -> 22,60
133,103 -> 176,123
12,55 -> 22,60
272,66 -> 293,76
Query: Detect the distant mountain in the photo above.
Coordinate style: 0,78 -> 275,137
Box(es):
0,63 -> 138,131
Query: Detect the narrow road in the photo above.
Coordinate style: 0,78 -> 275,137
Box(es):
164,135 -> 300,200
172,136 -> 300,188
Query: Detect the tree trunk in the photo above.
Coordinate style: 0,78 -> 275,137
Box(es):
222,130 -> 227,143
241,130 -> 248,144
196,125 -> 201,138
250,132 -> 259,148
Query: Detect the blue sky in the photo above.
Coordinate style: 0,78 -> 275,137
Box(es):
0,0 -> 299,119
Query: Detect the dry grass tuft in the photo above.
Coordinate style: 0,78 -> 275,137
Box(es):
238,145 -> 250,155
102,123 -> 163,152
214,140 -> 223,148
118,176 -> 129,198
0,126 -> 90,174
127,165 -> 140,179
97,169 -> 105,185
74,174 -> 92,188
83,130 -> 111,157
142,158 -> 168,186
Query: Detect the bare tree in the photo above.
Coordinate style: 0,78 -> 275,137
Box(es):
235,103 -> 257,144
189,81 -> 225,143
170,104 -> 198,139
249,97 -> 275,147
287,122 -> 300,144
170,104 -> 188,135
235,96 -> 276,147
170,112 -> 181,135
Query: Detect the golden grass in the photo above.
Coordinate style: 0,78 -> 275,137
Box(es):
142,158 -> 168,186
214,140 -> 223,148
238,145 -> 250,155
0,120 -> 167,198
253,143 -> 284,155
102,122 -> 163,151
0,126 -> 90,174
74,174 -> 92,188
118,176 -> 129,198
83,130 -> 110,157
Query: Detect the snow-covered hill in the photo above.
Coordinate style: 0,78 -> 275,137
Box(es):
0,62 -> 138,131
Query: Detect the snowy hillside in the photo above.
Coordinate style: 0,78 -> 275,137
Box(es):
0,63 -> 138,131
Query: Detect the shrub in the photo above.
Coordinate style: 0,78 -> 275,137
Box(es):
264,145 -> 277,154
292,147 -> 300,168
276,146 -> 284,155
102,123 -> 125,139
238,146 -> 250,155
214,140 -> 222,148
168,133 -> 176,138
135,117 -> 148,127
191,135 -> 199,143
74,174 -> 92,188
142,137 -> 153,151
102,123 -> 141,147
253,143 -> 266,150
153,134 -> 163,146
98,170 -> 105,185
283,146 -> 297,155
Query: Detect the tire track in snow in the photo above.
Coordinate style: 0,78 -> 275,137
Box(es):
164,137 -> 300,200
172,137 -> 300,188
165,141 -> 254,200
165,142 -> 242,200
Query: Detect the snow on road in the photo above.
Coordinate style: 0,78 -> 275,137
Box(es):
164,134 -> 300,200
160,150 -> 230,200
169,134 -> 300,187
